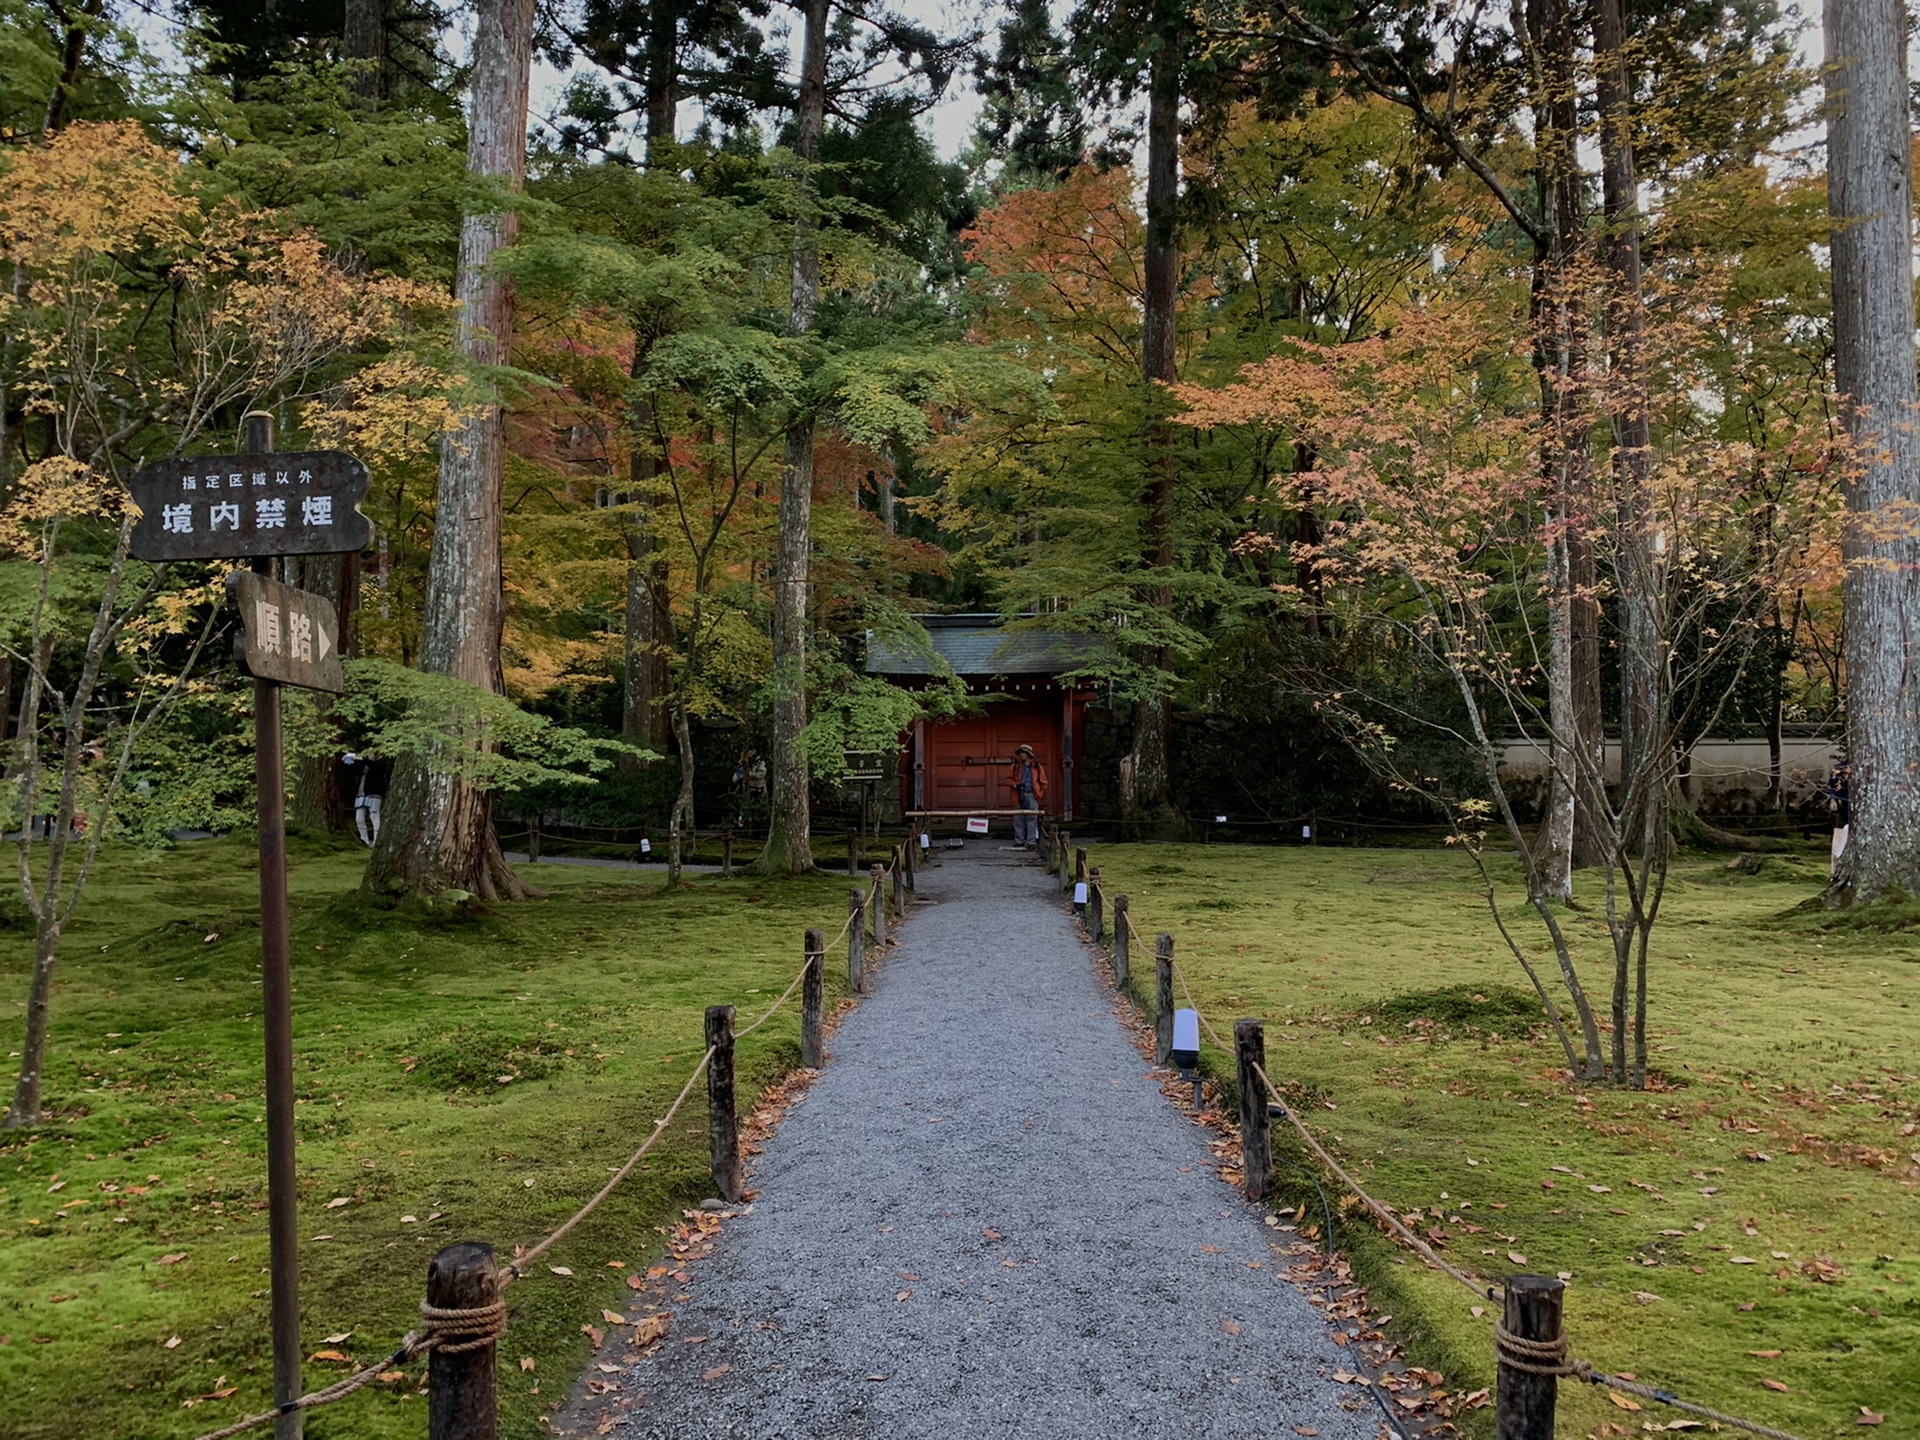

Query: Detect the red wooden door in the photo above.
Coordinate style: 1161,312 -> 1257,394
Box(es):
926,703 -> 1058,815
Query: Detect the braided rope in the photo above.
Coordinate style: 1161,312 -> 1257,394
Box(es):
1494,1322 -> 1576,1376
736,960 -> 809,1040
1580,1371 -> 1811,1440
504,1044 -> 716,1282
1251,1057 -> 1501,1301
191,1333 -> 425,1440
418,1299 -> 508,1355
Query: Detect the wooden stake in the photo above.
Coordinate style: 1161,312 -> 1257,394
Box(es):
1234,1019 -> 1270,1201
801,928 -> 824,1068
1088,867 -> 1104,941
721,833 -> 734,878
427,1242 -> 499,1440
705,1006 -> 741,1202
1154,934 -> 1174,1065
869,865 -> 887,946
848,888 -> 865,994
1497,1276 -> 1566,1440
1113,895 -> 1130,989
903,833 -> 915,891
847,827 -> 859,877
891,846 -> 904,917
1074,846 -> 1086,884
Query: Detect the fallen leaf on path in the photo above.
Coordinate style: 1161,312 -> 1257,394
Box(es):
581,1324 -> 604,1346
982,1228 -> 1002,1241
1220,1319 -> 1241,1336
865,1373 -> 889,1382
701,1364 -> 729,1381
605,1260 -> 627,1268
158,1253 -> 187,1266
378,1371 -> 404,1383
895,1290 -> 912,1302
1293,1428 -> 1319,1436
602,1310 -> 627,1326
1507,1251 -> 1528,1265
1607,1392 -> 1642,1411
549,1266 -> 573,1277
1761,1379 -> 1789,1393
1748,1349 -> 1782,1358
324,1197 -> 350,1209
1858,1408 -> 1884,1425
323,1331 -> 353,1344
632,1315 -> 670,1347
164,1336 -> 181,1349
1634,1292 -> 1660,1305
309,1350 -> 350,1363
519,1357 -> 536,1373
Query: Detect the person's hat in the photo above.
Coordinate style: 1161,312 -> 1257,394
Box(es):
1015,743 -> 1034,755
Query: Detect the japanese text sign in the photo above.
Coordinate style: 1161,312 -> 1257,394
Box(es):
130,451 -> 371,562
226,572 -> 346,694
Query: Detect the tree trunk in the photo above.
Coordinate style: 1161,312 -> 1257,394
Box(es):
1826,0 -> 1920,901
667,697 -> 694,886
343,0 -> 388,103
755,0 -> 829,877
1528,0 -> 1587,902
364,0 -> 533,903
1130,4 -> 1181,834
621,13 -> 678,760
622,396 -> 672,757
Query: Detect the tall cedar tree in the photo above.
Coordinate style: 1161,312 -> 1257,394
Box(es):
1825,0 -> 1920,901
757,0 -> 830,876
365,0 -> 535,900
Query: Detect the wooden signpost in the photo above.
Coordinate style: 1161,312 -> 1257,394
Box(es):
135,415 -> 367,1439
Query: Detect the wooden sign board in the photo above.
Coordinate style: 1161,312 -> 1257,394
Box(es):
226,573 -> 345,694
129,450 -> 371,562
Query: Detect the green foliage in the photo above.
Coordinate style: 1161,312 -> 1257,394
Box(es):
330,659 -> 644,798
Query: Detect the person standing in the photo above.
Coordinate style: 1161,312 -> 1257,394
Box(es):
1007,743 -> 1048,849
353,752 -> 391,848
1826,758 -> 1851,879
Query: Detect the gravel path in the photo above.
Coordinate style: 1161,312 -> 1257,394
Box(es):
558,845 -> 1382,1440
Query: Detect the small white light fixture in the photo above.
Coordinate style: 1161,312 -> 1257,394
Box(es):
1301,824 -> 1312,840
1172,1009 -> 1203,1108
1215,814 -> 1228,824
919,833 -> 931,850
640,837 -> 652,855
1072,880 -> 1088,914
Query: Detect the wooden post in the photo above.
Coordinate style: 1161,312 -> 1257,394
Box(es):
527,814 -> 541,864
869,865 -> 887,946
847,828 -> 859,877
1088,868 -> 1104,941
903,832 -> 916,891
801,929 -> 824,1068
1059,833 -> 1073,894
705,1006 -> 742,1202
1154,934 -> 1174,1064
426,1242 -> 499,1440
1497,1276 -> 1566,1440
722,833 -> 734,878
848,888 -> 865,994
1235,1019 -> 1270,1202
891,846 -> 904,917
1113,895 -> 1131,989
1074,846 -> 1087,884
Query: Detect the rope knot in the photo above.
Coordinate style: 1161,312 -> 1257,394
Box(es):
418,1299 -> 507,1356
1494,1321 -> 1580,1377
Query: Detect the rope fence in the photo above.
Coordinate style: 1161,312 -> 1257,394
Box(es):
1053,820 -> 1816,1440
192,827 -> 922,1440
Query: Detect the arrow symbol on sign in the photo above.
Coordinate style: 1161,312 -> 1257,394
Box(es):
317,620 -> 332,663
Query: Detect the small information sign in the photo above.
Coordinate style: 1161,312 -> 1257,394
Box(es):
227,572 -> 346,694
130,450 -> 371,562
